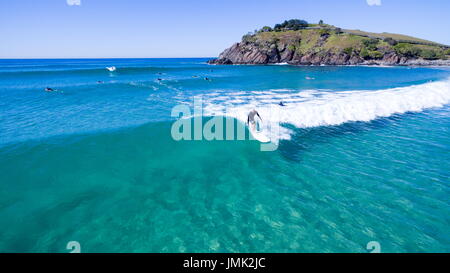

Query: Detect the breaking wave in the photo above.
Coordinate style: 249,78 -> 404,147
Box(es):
202,78 -> 450,142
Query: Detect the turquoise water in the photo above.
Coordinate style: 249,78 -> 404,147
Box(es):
0,59 -> 449,252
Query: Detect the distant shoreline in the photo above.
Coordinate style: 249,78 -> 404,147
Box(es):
0,57 -> 216,60
208,60 -> 450,67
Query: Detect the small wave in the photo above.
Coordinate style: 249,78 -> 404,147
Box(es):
202,79 -> 450,142
0,65 -> 207,76
270,62 -> 290,66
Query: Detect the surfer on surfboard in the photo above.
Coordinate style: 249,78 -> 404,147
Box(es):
247,109 -> 270,143
247,109 -> 262,129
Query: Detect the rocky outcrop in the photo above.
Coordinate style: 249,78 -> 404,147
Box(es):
213,42 -> 273,64
209,42 -> 361,65
209,30 -> 450,66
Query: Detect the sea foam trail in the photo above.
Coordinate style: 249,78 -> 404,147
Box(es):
202,78 -> 450,141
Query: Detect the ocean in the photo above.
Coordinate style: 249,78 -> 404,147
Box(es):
0,58 -> 449,252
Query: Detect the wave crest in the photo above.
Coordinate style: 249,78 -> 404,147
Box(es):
202,79 -> 450,141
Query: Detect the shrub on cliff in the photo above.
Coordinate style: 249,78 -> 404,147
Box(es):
369,51 -> 384,59
287,45 -> 296,51
362,39 -> 379,51
360,48 -> 370,59
419,49 -> 440,60
393,43 -> 421,57
343,47 -> 354,55
360,48 -> 383,60
384,37 -> 398,46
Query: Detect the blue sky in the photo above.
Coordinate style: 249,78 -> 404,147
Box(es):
1,0 -> 449,58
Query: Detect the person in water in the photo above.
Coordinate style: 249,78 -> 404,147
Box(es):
45,87 -> 54,92
247,109 -> 262,130
279,101 -> 286,106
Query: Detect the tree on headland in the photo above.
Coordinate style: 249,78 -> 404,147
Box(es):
319,19 -> 324,25
273,19 -> 309,31
260,26 -> 272,32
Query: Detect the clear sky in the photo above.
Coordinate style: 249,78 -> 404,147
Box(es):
1,0 -> 449,58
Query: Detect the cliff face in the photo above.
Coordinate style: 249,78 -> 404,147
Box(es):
209,28 -> 450,66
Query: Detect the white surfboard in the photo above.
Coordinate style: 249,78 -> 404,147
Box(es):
249,122 -> 270,143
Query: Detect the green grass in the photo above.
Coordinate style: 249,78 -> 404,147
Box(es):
323,33 -> 366,51
342,29 -> 448,47
247,27 -> 448,60
296,30 -> 322,54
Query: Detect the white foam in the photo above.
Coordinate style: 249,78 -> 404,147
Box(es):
202,79 -> 450,142
270,62 -> 289,66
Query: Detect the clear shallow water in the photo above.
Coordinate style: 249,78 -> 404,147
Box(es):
0,59 -> 449,252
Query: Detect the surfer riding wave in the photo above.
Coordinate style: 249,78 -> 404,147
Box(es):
247,109 -> 262,131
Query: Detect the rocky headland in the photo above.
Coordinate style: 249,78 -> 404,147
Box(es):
209,20 -> 450,66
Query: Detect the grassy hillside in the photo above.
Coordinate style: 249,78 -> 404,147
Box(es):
342,29 -> 448,47
244,26 -> 450,61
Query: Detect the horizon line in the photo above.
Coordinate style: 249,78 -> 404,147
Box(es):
0,57 -> 216,60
